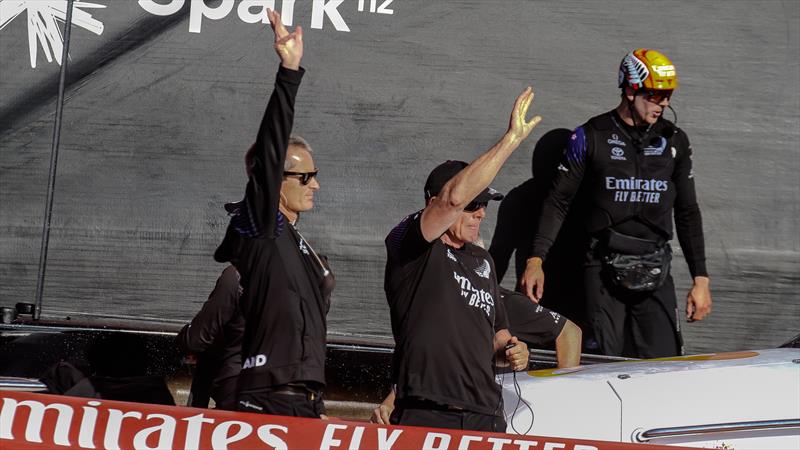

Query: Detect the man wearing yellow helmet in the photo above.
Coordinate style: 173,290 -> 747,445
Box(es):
521,49 -> 712,358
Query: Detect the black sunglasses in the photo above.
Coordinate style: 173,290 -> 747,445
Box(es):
463,201 -> 489,212
638,89 -> 673,104
283,170 -> 319,185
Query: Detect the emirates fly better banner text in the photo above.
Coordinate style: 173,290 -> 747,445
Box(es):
0,391 -> 689,450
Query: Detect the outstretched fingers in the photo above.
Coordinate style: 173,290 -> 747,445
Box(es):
520,87 -> 533,116
268,9 -> 288,39
275,30 -> 298,47
520,88 -> 542,130
513,86 -> 532,115
273,22 -> 303,69
294,25 -> 303,44
509,86 -> 542,141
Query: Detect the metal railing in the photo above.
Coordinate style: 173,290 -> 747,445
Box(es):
0,377 -> 48,392
633,419 -> 800,442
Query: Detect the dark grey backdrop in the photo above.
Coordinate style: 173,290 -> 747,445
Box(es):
1,0 -> 798,353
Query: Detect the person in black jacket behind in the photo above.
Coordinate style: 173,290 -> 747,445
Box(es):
488,128 -> 588,331
176,265 -> 243,410
521,49 -> 712,358
213,9 -> 334,418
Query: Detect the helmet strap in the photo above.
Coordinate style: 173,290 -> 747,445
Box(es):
625,94 -> 653,149
666,104 -> 678,125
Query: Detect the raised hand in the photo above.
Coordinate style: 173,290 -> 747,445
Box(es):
507,86 -> 542,144
267,9 -> 303,70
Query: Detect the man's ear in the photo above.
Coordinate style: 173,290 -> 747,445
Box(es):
279,190 -> 288,208
623,86 -> 636,102
425,197 -> 435,208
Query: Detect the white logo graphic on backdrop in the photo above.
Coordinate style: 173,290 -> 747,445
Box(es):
0,0 -> 105,68
2,1 -> 398,69
137,0 -> 394,34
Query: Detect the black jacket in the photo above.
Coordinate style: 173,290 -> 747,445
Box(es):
214,67 -> 331,393
176,265 -> 243,408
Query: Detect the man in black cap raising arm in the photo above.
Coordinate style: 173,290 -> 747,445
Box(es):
383,87 -> 541,432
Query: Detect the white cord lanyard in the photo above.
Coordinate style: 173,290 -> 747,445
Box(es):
291,224 -> 331,277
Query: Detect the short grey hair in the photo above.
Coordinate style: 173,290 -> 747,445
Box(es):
284,134 -> 313,171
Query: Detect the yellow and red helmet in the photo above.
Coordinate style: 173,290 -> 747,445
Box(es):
618,48 -> 678,91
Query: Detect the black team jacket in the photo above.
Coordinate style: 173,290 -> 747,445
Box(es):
214,66 -> 330,394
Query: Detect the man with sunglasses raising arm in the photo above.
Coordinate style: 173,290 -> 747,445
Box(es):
214,9 -> 333,418
521,49 -> 712,358
382,87 -> 540,432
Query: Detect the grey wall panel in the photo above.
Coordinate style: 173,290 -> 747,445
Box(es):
1,0 -> 798,353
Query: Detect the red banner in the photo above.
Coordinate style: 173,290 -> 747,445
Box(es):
0,391 -> 686,449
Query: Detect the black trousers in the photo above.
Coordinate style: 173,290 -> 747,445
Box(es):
390,401 -> 506,432
584,261 -> 683,358
235,389 -> 325,418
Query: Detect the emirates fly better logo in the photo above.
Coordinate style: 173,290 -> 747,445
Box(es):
0,0 -> 105,68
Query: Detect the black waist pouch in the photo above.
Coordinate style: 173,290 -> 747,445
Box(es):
598,230 -> 671,292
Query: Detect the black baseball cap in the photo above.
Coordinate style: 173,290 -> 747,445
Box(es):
424,160 -> 504,203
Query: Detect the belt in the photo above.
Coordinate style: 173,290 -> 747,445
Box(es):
268,384 -> 320,401
400,397 -> 465,412
594,229 -> 665,255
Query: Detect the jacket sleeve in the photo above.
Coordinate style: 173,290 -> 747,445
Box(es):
671,129 -> 708,277
531,127 -> 588,260
176,266 -> 242,354
244,66 -> 305,238
385,211 -> 430,266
